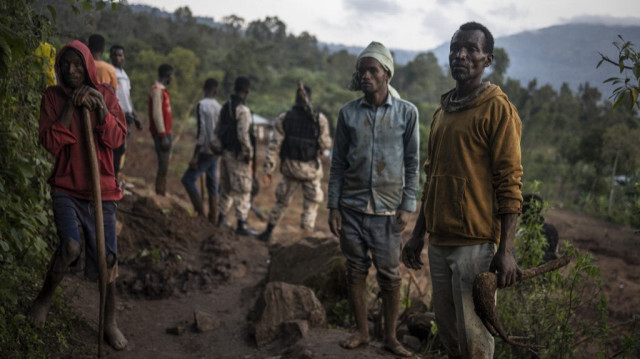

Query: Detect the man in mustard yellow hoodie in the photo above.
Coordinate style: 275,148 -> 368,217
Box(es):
402,22 -> 523,359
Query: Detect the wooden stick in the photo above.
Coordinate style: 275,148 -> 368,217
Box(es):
82,107 -> 107,357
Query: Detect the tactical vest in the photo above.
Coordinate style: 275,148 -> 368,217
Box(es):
279,106 -> 319,162
217,97 -> 243,155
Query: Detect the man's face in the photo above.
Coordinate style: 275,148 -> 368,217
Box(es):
357,57 -> 389,95
449,29 -> 492,83
111,48 -> 125,68
165,72 -> 173,86
59,49 -> 86,89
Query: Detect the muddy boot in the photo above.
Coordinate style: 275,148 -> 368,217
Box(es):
257,223 -> 274,242
104,281 -> 128,350
27,239 -> 81,327
381,288 -> 413,357
185,187 -> 204,216
208,195 -> 218,223
155,173 -> 167,196
340,279 -> 370,349
236,219 -> 258,236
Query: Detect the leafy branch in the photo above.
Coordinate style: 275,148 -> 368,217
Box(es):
597,35 -> 640,110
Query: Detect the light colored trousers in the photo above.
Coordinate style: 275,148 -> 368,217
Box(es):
267,175 -> 323,230
429,242 -> 496,359
218,152 -> 252,220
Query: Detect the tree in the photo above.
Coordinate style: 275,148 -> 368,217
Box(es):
597,35 -> 640,110
485,47 -> 510,86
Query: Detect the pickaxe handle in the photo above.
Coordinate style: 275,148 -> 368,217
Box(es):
81,107 -> 108,357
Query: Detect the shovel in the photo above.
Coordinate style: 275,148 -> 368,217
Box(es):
472,254 -> 571,349
82,107 -> 108,357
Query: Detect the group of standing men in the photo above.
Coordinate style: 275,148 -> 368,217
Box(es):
328,22 -> 523,358
28,20 -> 523,359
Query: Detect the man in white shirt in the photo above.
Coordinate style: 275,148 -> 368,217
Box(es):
181,78 -> 222,221
110,44 -> 141,177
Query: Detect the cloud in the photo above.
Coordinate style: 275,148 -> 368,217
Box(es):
422,9 -> 459,45
343,0 -> 401,15
437,0 -> 464,4
490,4 -> 526,19
565,15 -> 640,26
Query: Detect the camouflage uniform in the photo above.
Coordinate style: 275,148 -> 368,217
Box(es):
218,101 -> 254,221
263,110 -> 332,230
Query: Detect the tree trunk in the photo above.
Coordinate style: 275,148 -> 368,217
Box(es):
607,150 -> 619,217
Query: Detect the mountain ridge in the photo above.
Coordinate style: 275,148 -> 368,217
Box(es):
129,4 -> 639,96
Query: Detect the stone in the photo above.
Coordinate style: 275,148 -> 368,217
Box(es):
280,320 -> 309,346
402,334 -> 422,351
165,326 -> 185,336
252,281 -> 326,347
406,311 -> 436,340
194,310 -> 215,332
267,237 -> 347,307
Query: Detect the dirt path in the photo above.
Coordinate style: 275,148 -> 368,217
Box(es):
56,133 -> 639,358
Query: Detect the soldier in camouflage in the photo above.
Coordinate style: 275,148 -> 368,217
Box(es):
257,85 -> 332,241
216,76 -> 259,236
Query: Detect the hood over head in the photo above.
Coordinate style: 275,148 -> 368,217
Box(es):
55,40 -> 99,94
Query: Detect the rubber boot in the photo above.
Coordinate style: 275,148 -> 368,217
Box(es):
155,173 -> 166,196
104,281 -> 128,350
257,223 -> 274,242
236,219 -> 259,236
185,187 -> 204,216
381,288 -> 413,357
208,195 -> 218,223
340,279 -> 370,349
27,239 -> 81,326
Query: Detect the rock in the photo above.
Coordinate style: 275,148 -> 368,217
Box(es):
280,320 -> 309,346
165,326 -> 185,336
406,311 -> 436,340
402,334 -> 422,351
252,281 -> 326,347
194,310 -> 215,332
267,237 -> 347,307
283,343 -> 315,359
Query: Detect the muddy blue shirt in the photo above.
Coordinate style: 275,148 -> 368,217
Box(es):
328,94 -> 419,214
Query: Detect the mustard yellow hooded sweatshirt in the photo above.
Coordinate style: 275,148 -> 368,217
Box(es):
422,83 -> 523,246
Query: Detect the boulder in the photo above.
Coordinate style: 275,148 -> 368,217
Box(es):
252,281 -> 326,347
267,237 -> 347,307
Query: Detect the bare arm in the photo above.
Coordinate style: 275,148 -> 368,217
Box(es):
490,213 -> 521,288
401,204 -> 426,270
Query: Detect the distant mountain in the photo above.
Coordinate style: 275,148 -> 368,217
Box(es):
128,4 -> 639,97
428,23 -> 640,96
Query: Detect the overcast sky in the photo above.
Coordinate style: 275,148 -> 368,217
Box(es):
130,0 -> 640,51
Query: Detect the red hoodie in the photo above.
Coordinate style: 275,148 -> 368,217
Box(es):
39,40 -> 127,201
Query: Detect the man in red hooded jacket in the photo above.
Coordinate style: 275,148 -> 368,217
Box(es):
27,40 -> 128,351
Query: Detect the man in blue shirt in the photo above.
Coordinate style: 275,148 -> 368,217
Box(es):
327,41 -> 419,357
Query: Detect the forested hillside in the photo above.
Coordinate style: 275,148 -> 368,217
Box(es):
40,0 -> 639,226
1,0 -> 639,357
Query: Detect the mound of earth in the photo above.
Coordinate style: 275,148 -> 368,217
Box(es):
53,134 -> 639,358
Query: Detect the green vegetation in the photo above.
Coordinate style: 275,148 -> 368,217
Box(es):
2,0 -> 639,357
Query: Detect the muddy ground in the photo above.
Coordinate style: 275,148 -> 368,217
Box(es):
53,128 -> 639,358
